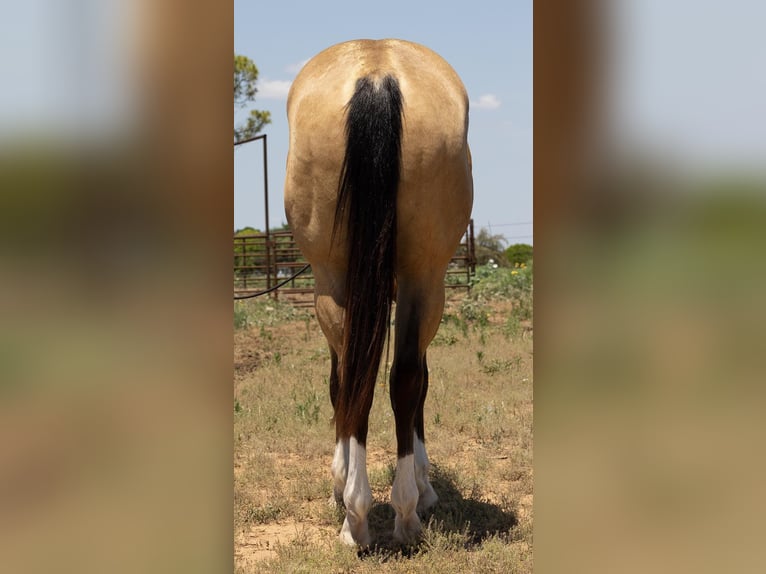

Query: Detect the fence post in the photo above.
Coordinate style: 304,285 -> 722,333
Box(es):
469,219 -> 476,287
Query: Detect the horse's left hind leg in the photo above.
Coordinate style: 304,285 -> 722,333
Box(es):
390,285 -> 444,544
328,348 -> 348,506
316,287 -> 372,547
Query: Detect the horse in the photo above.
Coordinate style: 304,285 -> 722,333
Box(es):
284,39 -> 473,547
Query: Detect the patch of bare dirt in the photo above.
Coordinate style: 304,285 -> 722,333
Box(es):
235,520 -> 334,565
234,313 -> 321,378
234,331 -> 265,375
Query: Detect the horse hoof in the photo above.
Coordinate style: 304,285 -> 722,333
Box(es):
417,486 -> 438,514
393,513 -> 422,545
339,517 -> 371,548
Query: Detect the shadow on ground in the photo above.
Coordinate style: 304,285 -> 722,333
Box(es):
358,463 -> 518,559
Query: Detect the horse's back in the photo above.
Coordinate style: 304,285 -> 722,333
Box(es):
284,39 -> 473,269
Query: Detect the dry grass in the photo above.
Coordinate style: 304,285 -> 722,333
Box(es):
234,289 -> 532,573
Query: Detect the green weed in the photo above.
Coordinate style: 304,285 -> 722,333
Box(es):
243,503 -> 282,524
234,305 -> 248,329
293,388 -> 321,425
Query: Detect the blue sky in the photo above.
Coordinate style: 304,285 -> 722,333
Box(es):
5,1 -> 761,241
234,0 -> 534,243
610,0 -> 766,172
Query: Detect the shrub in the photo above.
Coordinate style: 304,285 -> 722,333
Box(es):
459,261 -> 533,336
505,243 -> 533,267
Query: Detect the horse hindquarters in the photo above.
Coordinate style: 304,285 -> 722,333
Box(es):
285,39 -> 472,548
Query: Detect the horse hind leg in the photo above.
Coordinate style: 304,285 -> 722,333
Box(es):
390,379 -> 438,545
328,348 -> 348,506
414,354 -> 438,513
316,288 -> 372,547
331,403 -> 373,549
390,310 -> 425,543
389,285 -> 444,543
327,397 -> 372,548
331,351 -> 373,548
336,383 -> 373,547
337,436 -> 372,547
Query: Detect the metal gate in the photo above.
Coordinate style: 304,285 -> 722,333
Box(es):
234,221 -> 476,305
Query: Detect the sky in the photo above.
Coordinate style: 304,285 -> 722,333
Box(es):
3,1 -> 762,239
233,0 -> 534,243
609,0 -> 766,172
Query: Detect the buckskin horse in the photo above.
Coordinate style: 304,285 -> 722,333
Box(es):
284,39 -> 473,546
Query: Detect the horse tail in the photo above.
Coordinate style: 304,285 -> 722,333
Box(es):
332,75 -> 403,441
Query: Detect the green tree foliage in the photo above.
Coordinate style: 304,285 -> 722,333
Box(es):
270,222 -> 302,265
234,226 -> 265,277
234,54 -> 271,143
234,224 -> 306,279
505,243 -> 533,266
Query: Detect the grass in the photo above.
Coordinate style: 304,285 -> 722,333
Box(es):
234,267 -> 532,572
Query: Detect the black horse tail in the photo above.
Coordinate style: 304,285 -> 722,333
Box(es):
332,75 -> 403,443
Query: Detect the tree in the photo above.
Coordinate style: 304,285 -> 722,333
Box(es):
505,243 -> 533,266
234,54 -> 271,143
475,228 -> 509,266
233,226 -> 265,277
271,222 -> 299,265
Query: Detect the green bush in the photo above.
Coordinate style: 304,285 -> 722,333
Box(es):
470,260 -> 532,301
505,243 -> 533,267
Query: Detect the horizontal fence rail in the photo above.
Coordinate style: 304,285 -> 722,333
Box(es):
234,220 -> 476,306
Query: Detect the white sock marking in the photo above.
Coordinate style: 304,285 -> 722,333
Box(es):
330,438 -> 349,503
339,437 -> 371,546
391,453 -> 422,543
414,433 -> 438,512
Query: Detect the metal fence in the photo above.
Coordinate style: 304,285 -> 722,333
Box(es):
234,220 -> 476,305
